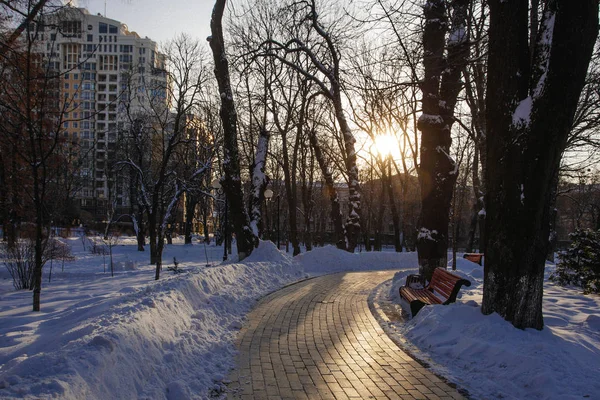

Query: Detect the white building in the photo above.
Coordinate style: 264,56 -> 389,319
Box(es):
39,7 -> 168,219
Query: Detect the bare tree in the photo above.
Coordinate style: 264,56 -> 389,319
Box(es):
209,0 -> 257,260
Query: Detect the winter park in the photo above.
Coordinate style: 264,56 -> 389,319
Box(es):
1,0 -> 600,399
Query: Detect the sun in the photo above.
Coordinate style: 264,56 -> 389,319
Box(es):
373,134 -> 398,158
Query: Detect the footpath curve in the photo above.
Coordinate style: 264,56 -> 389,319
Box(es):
227,271 -> 465,400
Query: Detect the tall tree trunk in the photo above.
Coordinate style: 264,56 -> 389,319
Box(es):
385,157 -> 402,252
482,0 -> 598,330
209,0 -> 256,260
148,212 -> 158,265
309,131 -> 345,250
333,94 -> 361,253
375,176 -> 386,252
184,194 -> 198,245
281,126 -> 301,256
249,127 -> 270,247
417,0 -> 469,281
154,233 -> 164,280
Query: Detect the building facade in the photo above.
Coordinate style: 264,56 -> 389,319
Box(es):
38,7 -> 168,221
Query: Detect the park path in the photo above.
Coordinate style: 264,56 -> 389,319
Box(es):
226,271 -> 465,400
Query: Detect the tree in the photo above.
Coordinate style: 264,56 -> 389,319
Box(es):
0,3 -> 75,310
119,34 -> 212,279
209,0 -> 257,261
482,0 -> 598,329
256,0 -> 362,252
416,0 -> 470,280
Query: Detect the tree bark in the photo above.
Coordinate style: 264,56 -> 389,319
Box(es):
209,0 -> 256,260
249,127 -> 270,248
184,194 -> 196,245
309,131 -> 345,250
417,0 -> 469,281
385,157 -> 402,252
482,0 -> 598,330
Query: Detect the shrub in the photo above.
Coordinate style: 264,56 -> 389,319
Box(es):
551,229 -> 600,294
2,240 -> 35,290
1,238 -> 75,290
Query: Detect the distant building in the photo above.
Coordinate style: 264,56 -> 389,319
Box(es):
36,7 -> 168,220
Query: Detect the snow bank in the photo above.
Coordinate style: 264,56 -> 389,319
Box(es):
296,245 -> 418,274
382,256 -> 600,400
0,241 -> 303,400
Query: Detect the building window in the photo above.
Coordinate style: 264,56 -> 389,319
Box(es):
87,34 -> 93,42
99,23 -> 107,33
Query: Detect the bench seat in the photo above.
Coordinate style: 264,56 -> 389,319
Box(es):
399,267 -> 471,317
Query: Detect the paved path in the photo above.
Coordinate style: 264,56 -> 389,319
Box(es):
227,272 -> 465,400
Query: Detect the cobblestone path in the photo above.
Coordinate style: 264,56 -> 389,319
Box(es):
227,271 -> 465,400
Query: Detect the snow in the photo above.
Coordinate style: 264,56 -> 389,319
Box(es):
0,238 -> 302,399
378,257 -> 600,400
512,96 -> 533,127
418,113 -> 444,126
448,26 -> 466,46
2,238 -> 599,400
417,227 -> 437,241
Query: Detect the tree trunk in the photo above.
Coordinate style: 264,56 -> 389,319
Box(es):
281,127 -> 301,256
417,0 -> 469,281
385,158 -> 402,252
154,234 -> 164,280
482,0 -> 598,330
249,127 -> 270,248
309,131 -> 345,250
184,194 -> 197,245
148,212 -> 158,265
333,94 -> 361,253
209,0 -> 256,261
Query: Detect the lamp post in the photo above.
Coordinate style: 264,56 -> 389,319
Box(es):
264,189 -> 273,241
211,179 -> 228,261
276,194 -> 280,250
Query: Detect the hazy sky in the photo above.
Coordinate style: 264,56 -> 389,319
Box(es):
78,0 -> 214,46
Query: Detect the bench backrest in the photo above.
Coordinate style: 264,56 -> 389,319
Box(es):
463,253 -> 483,265
428,268 -> 471,304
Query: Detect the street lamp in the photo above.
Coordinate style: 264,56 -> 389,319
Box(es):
264,189 -> 273,241
211,179 -> 228,261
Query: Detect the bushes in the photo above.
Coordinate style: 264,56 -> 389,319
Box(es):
1,238 -> 74,290
551,229 -> 600,294
2,240 -> 35,290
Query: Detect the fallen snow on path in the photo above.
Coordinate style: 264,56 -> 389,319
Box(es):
0,239 -> 303,399
379,257 -> 600,400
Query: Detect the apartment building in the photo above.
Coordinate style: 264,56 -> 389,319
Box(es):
39,7 -> 168,220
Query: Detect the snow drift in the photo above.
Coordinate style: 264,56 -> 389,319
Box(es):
0,241 -> 303,400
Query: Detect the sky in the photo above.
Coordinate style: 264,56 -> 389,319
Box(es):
77,0 -> 214,46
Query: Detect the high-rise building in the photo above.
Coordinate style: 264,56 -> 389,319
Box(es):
39,7 -> 168,220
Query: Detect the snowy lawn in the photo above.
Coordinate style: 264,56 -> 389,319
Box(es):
1,240 -> 598,399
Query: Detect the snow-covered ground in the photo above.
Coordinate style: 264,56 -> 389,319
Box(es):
378,257 -> 600,400
1,239 -> 599,399
0,238 -> 303,399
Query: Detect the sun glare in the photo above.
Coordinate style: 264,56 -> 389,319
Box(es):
373,134 -> 398,158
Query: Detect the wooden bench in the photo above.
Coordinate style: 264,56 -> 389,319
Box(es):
399,267 -> 471,317
463,253 -> 484,265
